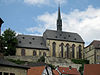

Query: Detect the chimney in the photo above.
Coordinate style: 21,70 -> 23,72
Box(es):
69,66 -> 72,70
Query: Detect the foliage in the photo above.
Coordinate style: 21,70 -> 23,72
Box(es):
47,64 -> 55,69
0,36 -> 4,53
7,59 -> 26,65
79,64 -> 84,75
1,28 -> 18,56
38,56 -> 45,62
71,59 -> 89,64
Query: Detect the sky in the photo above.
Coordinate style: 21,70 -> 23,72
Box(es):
0,0 -> 100,46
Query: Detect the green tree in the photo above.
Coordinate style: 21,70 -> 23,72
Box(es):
2,28 -> 18,55
38,56 -> 45,62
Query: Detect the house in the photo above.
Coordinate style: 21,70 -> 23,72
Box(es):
84,64 -> 100,75
16,6 -> 84,59
0,57 -> 29,75
28,63 -> 53,75
84,40 -> 100,64
53,66 -> 80,75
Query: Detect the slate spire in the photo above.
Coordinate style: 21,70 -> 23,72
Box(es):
57,4 -> 62,31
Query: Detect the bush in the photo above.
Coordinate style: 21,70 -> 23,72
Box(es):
38,56 -> 45,62
71,59 -> 89,64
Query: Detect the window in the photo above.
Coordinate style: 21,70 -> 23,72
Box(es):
60,34 -> 62,36
72,44 -> 75,58
33,51 -> 37,56
0,72 -> 2,75
64,37 -> 66,39
52,42 -> 56,57
55,36 -> 57,38
22,37 -> 25,39
40,43 -> 43,45
29,42 -> 32,44
61,43 -> 64,58
43,52 -> 46,56
66,44 -> 69,58
19,41 -> 21,43
10,73 -> 15,75
68,35 -> 70,37
4,73 -> 8,75
32,38 -> 35,40
79,45 -> 82,59
21,49 -> 25,56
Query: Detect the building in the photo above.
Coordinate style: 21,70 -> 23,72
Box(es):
84,40 -> 100,64
53,66 -> 80,75
27,63 -> 53,75
84,64 -> 100,75
16,6 -> 84,59
0,58 -> 29,75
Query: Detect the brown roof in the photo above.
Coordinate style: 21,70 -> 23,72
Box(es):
58,67 -> 80,75
84,64 -> 100,75
28,66 -> 45,75
85,40 -> 100,49
53,70 -> 59,75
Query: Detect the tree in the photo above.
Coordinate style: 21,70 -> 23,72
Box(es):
38,56 -> 45,62
2,28 -> 18,56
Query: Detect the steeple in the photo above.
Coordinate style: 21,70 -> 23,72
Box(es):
57,4 -> 62,31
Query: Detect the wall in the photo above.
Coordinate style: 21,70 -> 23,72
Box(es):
0,66 -> 27,75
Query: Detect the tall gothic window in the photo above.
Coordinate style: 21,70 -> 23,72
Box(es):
72,44 -> 75,58
79,45 -> 82,59
61,43 -> 64,58
66,44 -> 69,58
43,52 -> 46,56
52,42 -> 56,57
33,51 -> 37,56
21,49 -> 25,56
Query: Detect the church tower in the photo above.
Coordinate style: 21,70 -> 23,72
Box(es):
57,5 -> 62,32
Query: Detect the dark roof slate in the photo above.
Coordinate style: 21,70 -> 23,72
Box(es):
43,29 -> 84,43
0,58 -> 29,69
17,35 -> 48,50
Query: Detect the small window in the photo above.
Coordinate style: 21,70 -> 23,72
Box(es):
4,73 -> 8,75
64,37 -> 66,39
0,72 -> 2,75
60,34 -> 62,36
10,73 -> 15,75
32,38 -> 35,40
55,36 -> 57,38
74,38 -> 76,40
40,43 -> 43,45
68,35 -> 70,37
29,42 -> 32,44
19,41 -> 21,43
22,37 -> 25,39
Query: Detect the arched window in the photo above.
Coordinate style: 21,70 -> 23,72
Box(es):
72,44 -> 75,58
43,52 -> 46,56
66,44 -> 69,58
33,51 -> 37,56
79,45 -> 82,59
61,43 -> 64,58
21,49 -> 25,56
52,42 -> 56,57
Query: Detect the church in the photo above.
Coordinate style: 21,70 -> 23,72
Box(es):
16,6 -> 84,59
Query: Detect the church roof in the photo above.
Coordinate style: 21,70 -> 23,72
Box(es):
17,35 -> 49,50
43,29 -> 84,43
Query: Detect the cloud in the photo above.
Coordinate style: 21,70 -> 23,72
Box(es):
27,5 -> 100,46
24,0 -> 49,5
54,0 -> 67,4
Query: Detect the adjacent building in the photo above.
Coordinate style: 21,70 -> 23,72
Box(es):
84,40 -> 100,64
16,6 -> 84,59
0,58 -> 29,75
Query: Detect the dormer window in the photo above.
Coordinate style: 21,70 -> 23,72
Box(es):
74,38 -> 76,40
40,43 -> 43,45
55,36 -> 57,38
29,42 -> 32,44
68,35 -> 70,37
32,38 -> 35,40
22,37 -> 25,39
64,37 -> 66,39
60,34 -> 62,36
19,41 -> 21,43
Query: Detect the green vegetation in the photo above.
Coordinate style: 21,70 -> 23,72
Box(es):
71,59 -> 89,75
71,59 -> 89,64
38,56 -> 45,62
47,64 -> 55,69
1,28 -> 18,56
7,59 -> 26,65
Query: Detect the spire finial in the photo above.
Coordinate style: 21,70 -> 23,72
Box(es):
57,4 -> 62,31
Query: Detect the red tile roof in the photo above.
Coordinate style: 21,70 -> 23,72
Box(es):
53,70 -> 59,75
28,66 -> 45,75
58,67 -> 80,75
84,64 -> 100,75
